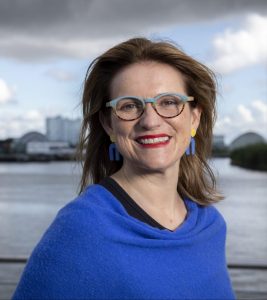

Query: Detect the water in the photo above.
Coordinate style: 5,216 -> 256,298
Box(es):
0,162 -> 81,257
210,159 -> 267,266
0,159 -> 267,296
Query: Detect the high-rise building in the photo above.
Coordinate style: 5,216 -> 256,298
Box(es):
46,116 -> 81,145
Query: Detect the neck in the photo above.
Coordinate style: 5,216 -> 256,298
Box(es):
111,162 -> 185,224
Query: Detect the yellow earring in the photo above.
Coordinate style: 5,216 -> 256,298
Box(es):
186,129 -> 196,155
110,135 -> 116,143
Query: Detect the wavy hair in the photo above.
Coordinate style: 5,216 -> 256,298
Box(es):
77,37 -> 223,205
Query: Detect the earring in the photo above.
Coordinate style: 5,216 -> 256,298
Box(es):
185,128 -> 196,156
109,135 -> 121,161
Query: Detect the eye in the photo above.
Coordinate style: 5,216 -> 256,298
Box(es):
162,99 -> 176,106
117,99 -> 142,111
121,103 -> 138,111
158,96 -> 181,107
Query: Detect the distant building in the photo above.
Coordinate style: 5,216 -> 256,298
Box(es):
26,141 -> 73,156
1,131 -> 77,161
0,138 -> 14,154
46,116 -> 81,145
229,132 -> 265,151
212,135 -> 225,149
46,116 -> 63,142
13,131 -> 48,153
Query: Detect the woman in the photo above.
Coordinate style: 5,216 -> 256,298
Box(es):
13,38 -> 235,299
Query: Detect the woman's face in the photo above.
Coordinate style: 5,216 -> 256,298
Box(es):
102,61 -> 201,174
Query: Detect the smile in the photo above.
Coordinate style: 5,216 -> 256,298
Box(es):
137,136 -> 170,144
135,134 -> 171,147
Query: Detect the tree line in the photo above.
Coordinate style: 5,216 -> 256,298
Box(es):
230,143 -> 267,171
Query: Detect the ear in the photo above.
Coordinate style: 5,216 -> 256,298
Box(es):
99,111 -> 113,137
191,105 -> 202,131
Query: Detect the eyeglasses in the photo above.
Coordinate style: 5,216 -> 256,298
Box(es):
106,93 -> 195,121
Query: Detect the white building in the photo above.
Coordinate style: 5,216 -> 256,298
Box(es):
26,141 -> 72,155
46,116 -> 81,145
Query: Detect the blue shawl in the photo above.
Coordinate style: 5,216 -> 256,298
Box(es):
13,184 -> 235,299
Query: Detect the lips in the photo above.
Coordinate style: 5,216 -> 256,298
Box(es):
136,134 -> 171,146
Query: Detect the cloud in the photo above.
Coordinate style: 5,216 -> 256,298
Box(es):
215,99 -> 267,143
237,104 -> 254,122
45,69 -> 76,81
0,109 -> 45,139
251,100 -> 267,121
0,78 -> 16,104
0,107 -> 81,139
0,0 -> 267,61
24,110 -> 43,121
211,14 -> 267,74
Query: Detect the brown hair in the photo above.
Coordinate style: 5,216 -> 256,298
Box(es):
77,37 -> 223,205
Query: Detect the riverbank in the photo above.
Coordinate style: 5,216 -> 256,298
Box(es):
0,153 -> 75,162
230,143 -> 267,171
0,151 -> 229,162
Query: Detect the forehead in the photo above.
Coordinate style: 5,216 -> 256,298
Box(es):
110,61 -> 186,98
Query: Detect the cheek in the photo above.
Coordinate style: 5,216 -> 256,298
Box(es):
171,119 -> 191,152
181,135 -> 189,145
112,124 -> 130,138
111,117 -> 126,137
182,127 -> 192,147
115,133 -> 137,160
172,115 -> 191,137
177,135 -> 190,155
111,120 -> 134,153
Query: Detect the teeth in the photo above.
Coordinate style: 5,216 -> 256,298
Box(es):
138,137 -> 170,144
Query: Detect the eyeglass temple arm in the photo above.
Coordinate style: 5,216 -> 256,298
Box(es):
187,96 -> 194,102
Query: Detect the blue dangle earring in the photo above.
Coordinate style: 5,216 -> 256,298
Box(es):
109,135 -> 121,161
186,128 -> 196,156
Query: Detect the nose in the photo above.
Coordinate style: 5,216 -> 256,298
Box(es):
138,103 -> 162,129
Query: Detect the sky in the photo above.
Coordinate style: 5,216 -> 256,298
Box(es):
0,0 -> 266,145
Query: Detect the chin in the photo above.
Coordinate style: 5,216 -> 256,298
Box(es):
132,158 -> 178,174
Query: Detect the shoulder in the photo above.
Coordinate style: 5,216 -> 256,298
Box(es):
30,184 -> 110,254
58,183 -> 123,216
201,202 -> 227,229
206,203 -> 226,226
13,184 -> 111,299
38,183 -> 116,242
184,197 -> 227,240
186,197 -> 226,223
19,182 -> 123,262
201,203 -> 228,241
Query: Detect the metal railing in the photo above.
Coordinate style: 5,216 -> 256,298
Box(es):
1,257 -> 267,270
0,257 -> 27,264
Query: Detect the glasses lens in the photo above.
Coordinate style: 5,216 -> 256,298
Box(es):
116,98 -> 143,120
156,95 -> 183,117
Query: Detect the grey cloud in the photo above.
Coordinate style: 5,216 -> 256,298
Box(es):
0,0 -> 267,61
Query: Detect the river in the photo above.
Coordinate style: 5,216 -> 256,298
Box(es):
0,158 -> 266,298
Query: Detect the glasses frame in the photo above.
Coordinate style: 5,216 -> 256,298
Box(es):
105,92 -> 195,121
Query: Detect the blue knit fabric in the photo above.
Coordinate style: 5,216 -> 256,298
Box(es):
13,184 -> 235,299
